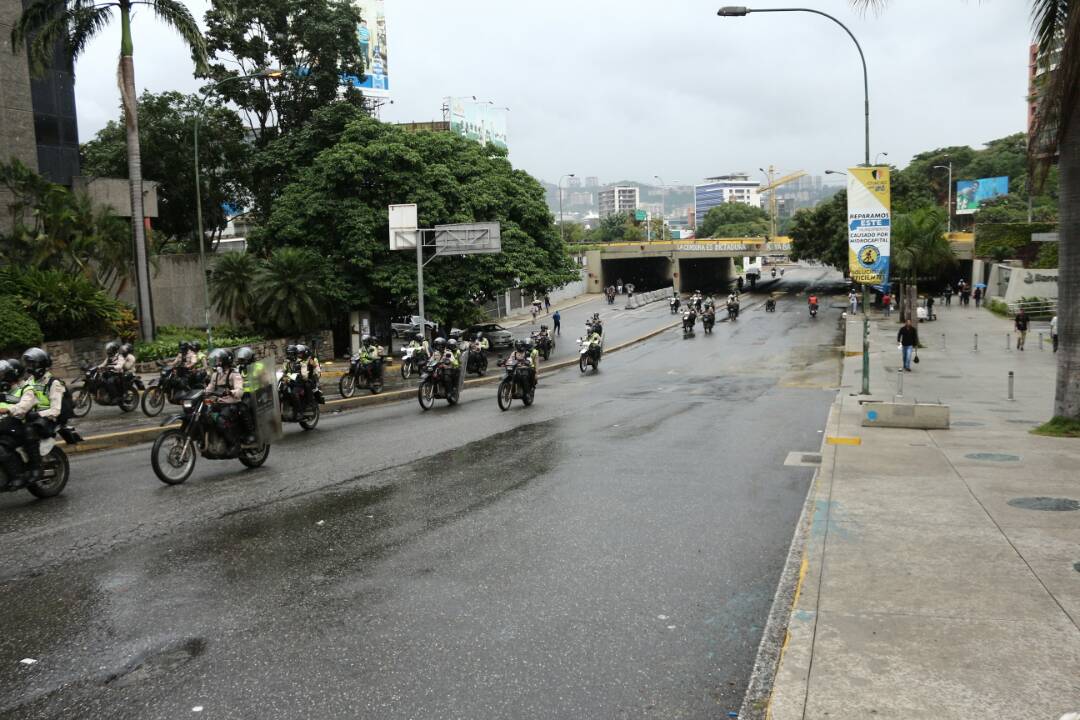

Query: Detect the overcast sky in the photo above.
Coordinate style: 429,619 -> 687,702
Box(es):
74,0 -> 1032,187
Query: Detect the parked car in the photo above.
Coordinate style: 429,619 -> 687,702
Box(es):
390,315 -> 437,338
465,323 -> 514,349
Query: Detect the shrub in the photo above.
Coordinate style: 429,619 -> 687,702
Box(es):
134,325 -> 266,362
0,296 -> 44,352
2,267 -> 125,340
1033,242 -> 1058,269
986,298 -> 1009,317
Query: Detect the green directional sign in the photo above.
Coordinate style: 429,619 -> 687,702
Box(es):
634,209 -> 647,222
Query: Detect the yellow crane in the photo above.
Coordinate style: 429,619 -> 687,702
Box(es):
758,166 -> 808,238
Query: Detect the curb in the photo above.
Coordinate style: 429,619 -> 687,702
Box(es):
69,318 -> 682,456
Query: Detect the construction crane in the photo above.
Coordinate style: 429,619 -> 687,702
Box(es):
758,166 -> 808,238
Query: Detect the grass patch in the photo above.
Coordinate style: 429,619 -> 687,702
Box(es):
1031,416 -> 1080,438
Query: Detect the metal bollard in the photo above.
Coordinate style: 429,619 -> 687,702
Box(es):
942,333 -> 946,351
974,333 -> 978,352
896,368 -> 904,398
1006,332 -> 1011,351
1008,371 -> 1014,401
1039,332 -> 1044,351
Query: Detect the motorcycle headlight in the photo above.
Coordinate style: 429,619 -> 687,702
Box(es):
182,400 -> 194,410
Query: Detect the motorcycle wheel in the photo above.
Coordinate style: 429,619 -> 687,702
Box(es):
339,374 -> 357,398
369,375 -> 383,394
71,387 -> 92,418
119,389 -> 139,413
522,387 -> 535,406
141,387 -> 165,417
299,403 -> 320,431
239,443 -> 270,468
418,380 -> 435,411
579,354 -> 589,373
401,361 -> 411,380
542,348 -> 550,361
26,447 -> 69,499
447,383 -> 460,405
151,429 -> 196,485
497,379 -> 513,411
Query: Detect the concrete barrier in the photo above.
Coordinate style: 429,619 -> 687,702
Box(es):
861,401 -> 950,429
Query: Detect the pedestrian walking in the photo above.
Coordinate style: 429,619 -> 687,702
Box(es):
1015,308 -> 1029,350
973,287 -> 982,308
544,295 -> 551,313
926,295 -> 935,320
944,285 -> 952,307
882,292 -> 892,317
617,278 -> 624,295
898,318 -> 919,371
552,310 -> 561,336
1051,314 -> 1058,352
848,290 -> 858,315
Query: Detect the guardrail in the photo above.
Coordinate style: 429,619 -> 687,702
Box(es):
1006,298 -> 1057,318
625,287 -> 675,309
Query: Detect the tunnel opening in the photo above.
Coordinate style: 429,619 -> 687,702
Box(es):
600,257 -> 672,292
677,258 -> 732,294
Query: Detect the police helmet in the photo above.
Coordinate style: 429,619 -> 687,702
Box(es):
235,346 -> 256,368
296,344 -> 311,360
105,340 -> 121,357
415,332 -> 425,342
447,339 -> 458,351
178,341 -> 191,353
285,344 -> 298,360
4,358 -> 24,381
0,360 -> 17,387
433,337 -> 447,351
515,339 -> 528,352
361,335 -> 373,347
120,343 -> 134,356
209,348 -> 234,369
540,325 -> 548,331
21,347 -> 51,379
191,340 -> 202,352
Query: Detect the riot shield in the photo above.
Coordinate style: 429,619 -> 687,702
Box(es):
457,350 -> 469,394
245,354 -> 283,445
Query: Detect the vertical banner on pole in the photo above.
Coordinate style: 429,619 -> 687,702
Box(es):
847,166 -> 891,286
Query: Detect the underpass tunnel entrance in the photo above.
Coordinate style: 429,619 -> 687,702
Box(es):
600,257 -> 673,292
677,257 -> 733,294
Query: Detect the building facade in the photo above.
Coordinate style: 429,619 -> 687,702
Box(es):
694,174 -> 761,227
598,186 -> 640,218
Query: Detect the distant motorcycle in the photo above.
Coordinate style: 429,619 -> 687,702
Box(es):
142,363 -> 199,417
727,303 -> 740,321
578,338 -> 602,373
682,312 -> 696,339
702,312 -> 715,334
532,331 -> 555,361
277,370 -> 320,431
765,298 -> 777,312
340,356 -> 384,397
497,357 -> 535,410
151,390 -> 272,485
670,297 -> 681,314
417,354 -> 464,410
0,416 -> 82,498
809,303 -> 819,319
399,346 -> 428,380
466,345 -> 488,376
71,364 -> 143,417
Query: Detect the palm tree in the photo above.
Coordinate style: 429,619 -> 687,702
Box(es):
856,0 -> 1078,421
209,251 -> 259,324
891,208 -> 953,322
12,0 -> 207,341
254,248 -> 327,335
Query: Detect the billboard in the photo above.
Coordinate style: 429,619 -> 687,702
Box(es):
347,0 -> 389,97
847,166 -> 891,286
955,176 -> 1009,214
447,97 -> 508,149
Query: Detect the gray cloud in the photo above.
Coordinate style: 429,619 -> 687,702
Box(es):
74,0 -> 1032,187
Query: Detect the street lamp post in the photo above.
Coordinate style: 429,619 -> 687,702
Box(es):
558,174 -> 575,244
874,151 -> 888,165
194,69 -> 284,349
933,162 -> 953,233
719,5 -> 873,394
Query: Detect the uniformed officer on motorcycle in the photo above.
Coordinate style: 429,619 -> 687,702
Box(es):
205,348 -> 256,446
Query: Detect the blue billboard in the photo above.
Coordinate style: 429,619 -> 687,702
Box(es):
956,176 -> 1008,214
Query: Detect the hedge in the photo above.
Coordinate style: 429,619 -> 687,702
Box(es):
0,296 -> 44,352
974,222 -> 1056,265
135,325 -> 266,362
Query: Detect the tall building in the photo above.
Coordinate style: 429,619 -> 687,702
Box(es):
566,176 -> 582,189
585,176 -> 599,188
598,186 -> 639,218
1,0 -> 80,210
693,174 -> 761,227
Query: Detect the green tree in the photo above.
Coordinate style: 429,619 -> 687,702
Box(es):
891,207 -> 954,320
254,247 -> 330,335
697,203 -> 770,238
81,91 -> 253,253
558,222 -> 587,245
253,107 -> 578,328
209,251 -> 260,324
12,0 -> 207,340
0,159 -> 133,294
788,190 -> 849,270
856,0 -> 1079,422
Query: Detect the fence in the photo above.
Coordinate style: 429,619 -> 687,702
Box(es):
1006,298 -> 1057,318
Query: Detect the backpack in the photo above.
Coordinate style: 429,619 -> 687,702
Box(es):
46,377 -> 75,425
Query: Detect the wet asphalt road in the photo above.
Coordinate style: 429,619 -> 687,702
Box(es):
0,267 -> 847,719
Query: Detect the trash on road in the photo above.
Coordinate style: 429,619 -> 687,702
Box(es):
19,658 -> 37,665
316,520 -> 325,526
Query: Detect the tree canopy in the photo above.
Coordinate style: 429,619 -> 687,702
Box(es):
81,91 -> 253,252
697,203 -> 770,238
252,105 -> 579,327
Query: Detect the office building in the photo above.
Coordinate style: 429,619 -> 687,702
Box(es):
693,174 -> 761,227
597,186 -> 639,218
585,176 -> 599,188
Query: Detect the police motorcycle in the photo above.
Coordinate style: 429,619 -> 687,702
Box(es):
151,349 -> 279,485
727,299 -> 740,321
682,310 -> 697,339
765,298 -> 777,312
497,342 -> 536,410
142,344 -> 203,417
531,325 -> 555,361
277,355 -> 320,432
465,338 -> 488,376
340,342 -> 385,397
702,309 -> 716,334
0,356 -> 83,499
578,331 -> 603,373
72,343 -> 143,416
399,340 -> 428,380
417,339 -> 467,411
670,296 -> 681,314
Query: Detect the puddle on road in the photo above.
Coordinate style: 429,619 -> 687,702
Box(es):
1007,497 -> 1080,512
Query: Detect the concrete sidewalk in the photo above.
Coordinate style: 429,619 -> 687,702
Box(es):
762,305 -> 1080,719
